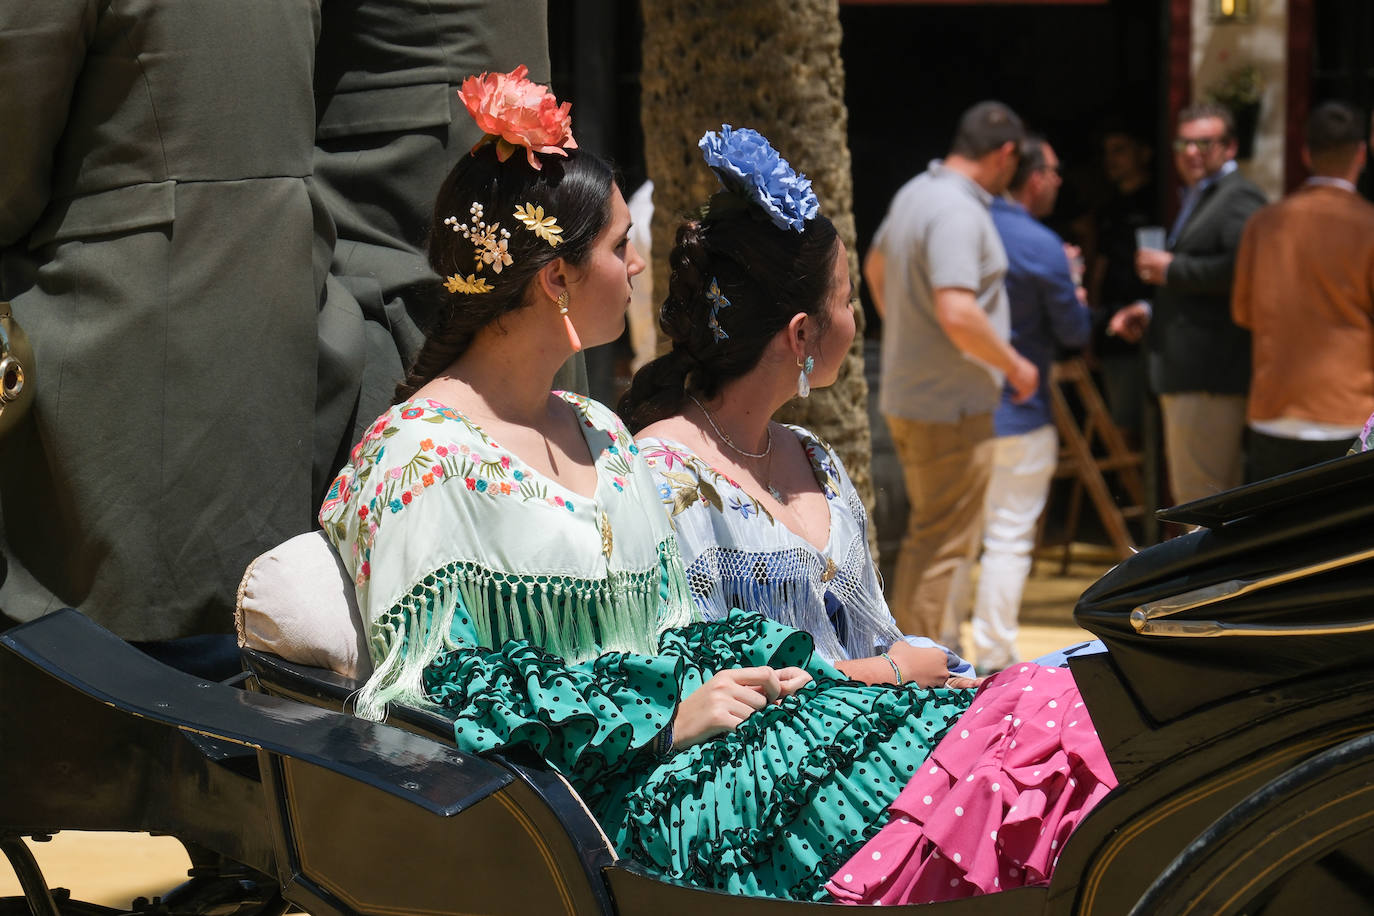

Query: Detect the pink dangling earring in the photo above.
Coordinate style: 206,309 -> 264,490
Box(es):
557,290 -> 582,352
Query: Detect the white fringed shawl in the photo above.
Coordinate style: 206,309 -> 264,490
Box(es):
321,393 -> 696,720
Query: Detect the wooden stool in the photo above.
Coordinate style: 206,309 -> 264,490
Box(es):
1040,358 -> 1145,571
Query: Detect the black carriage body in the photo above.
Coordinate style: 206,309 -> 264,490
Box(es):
1068,450 -> 1374,914
4,453 -> 1374,915
0,615 -> 612,916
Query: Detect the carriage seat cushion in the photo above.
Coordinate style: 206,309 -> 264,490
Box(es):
235,530 -> 372,680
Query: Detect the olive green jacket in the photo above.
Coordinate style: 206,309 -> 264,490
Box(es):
0,0 -> 343,639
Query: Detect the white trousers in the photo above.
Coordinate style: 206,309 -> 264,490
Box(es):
971,424 -> 1059,670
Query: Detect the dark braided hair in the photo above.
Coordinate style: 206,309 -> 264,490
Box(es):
617,198 -> 840,432
395,144 -> 615,402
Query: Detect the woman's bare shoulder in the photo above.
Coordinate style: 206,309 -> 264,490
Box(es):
636,415 -> 699,446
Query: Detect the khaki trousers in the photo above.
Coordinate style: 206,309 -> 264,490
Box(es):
1159,393 -> 1247,505
885,412 -> 995,641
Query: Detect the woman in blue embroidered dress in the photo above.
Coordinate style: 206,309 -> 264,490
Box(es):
617,128 -> 1118,903
320,70 -> 974,902
618,126 -> 976,690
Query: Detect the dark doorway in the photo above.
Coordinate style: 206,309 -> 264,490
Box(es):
547,1 -> 646,189
1312,0 -> 1374,202
548,1 -> 646,404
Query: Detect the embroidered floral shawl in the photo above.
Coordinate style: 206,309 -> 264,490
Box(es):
321,392 -> 696,718
638,427 -> 905,663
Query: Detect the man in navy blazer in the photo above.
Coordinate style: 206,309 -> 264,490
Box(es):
1110,103 -> 1266,505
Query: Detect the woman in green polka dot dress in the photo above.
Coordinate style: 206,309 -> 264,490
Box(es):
321,68 -> 973,901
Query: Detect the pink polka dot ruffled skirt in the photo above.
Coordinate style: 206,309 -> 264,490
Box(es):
825,664 -> 1117,905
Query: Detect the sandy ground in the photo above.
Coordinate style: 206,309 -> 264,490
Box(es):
0,551 -> 1109,909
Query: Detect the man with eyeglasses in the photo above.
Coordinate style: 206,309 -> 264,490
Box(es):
1109,103 -> 1266,505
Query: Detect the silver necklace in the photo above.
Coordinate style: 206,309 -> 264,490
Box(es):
688,394 -> 785,502
689,393 -> 771,459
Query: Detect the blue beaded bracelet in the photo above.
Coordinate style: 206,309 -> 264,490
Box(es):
654,717 -> 675,760
881,651 -> 903,685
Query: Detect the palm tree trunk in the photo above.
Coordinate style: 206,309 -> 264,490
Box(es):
640,0 -> 876,524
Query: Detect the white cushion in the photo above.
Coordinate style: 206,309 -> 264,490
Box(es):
235,530 -> 372,680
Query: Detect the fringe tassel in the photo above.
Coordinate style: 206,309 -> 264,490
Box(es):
356,539 -> 688,719
693,564 -> 848,663
355,580 -> 461,721
681,543 -> 905,665
656,538 -> 699,637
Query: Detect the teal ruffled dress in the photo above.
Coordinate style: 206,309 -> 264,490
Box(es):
321,393 -> 972,900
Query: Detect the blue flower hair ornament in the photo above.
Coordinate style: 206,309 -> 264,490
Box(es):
698,125 -> 819,233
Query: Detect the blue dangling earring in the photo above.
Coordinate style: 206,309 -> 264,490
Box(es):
797,355 -> 814,398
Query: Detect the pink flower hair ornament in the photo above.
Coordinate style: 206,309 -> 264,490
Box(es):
458,65 -> 577,171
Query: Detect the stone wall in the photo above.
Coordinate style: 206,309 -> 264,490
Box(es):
1190,0 -> 1288,199
640,0 -> 876,526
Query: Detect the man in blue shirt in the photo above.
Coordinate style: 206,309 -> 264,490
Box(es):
971,135 -> 1091,672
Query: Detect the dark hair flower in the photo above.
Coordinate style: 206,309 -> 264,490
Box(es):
698,125 -> 819,233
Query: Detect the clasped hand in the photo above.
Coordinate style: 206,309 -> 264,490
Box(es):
885,641 -> 985,690
674,666 -> 813,749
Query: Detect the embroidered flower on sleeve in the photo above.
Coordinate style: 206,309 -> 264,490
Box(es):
643,443 -> 690,470
319,475 -> 349,518
803,438 -> 842,499
728,495 -> 756,520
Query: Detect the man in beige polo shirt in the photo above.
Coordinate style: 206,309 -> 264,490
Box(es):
865,101 -> 1037,642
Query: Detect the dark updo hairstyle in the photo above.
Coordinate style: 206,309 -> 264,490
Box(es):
617,195 -> 840,433
395,144 -> 616,402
